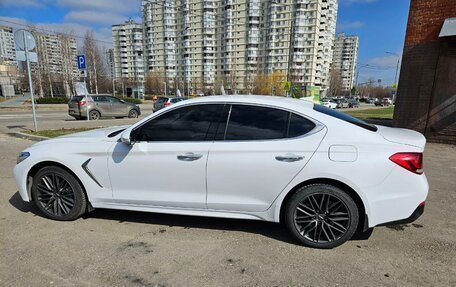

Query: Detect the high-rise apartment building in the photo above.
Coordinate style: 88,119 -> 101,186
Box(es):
0,25 -> 17,65
141,0 -> 338,96
332,32 -> 359,92
112,20 -> 145,82
34,32 -> 78,76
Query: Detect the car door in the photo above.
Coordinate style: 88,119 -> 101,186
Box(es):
108,96 -> 128,116
93,96 -> 112,116
107,104 -> 223,208
206,104 -> 326,212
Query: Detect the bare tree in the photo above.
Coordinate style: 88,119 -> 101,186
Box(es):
58,31 -> 77,98
83,31 -> 105,94
328,65 -> 342,97
252,71 -> 286,96
144,72 -> 164,95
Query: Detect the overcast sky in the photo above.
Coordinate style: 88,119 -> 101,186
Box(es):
0,0 -> 410,86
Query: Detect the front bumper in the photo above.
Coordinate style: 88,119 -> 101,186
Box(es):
13,160 -> 32,202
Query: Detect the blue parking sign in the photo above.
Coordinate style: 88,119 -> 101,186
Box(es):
77,55 -> 86,70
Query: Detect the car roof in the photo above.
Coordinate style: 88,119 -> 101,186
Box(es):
181,95 -> 314,110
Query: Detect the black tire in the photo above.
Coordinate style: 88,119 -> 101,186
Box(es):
31,166 -> 87,221
89,110 -> 100,120
128,109 -> 139,118
284,184 -> 359,249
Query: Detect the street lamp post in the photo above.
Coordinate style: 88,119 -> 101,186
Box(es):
385,52 -> 400,87
355,64 -> 370,96
385,51 -> 400,102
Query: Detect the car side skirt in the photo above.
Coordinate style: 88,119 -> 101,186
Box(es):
91,202 -> 276,221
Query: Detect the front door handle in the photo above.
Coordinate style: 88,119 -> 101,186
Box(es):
275,154 -> 304,162
177,152 -> 203,161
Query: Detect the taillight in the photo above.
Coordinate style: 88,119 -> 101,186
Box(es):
164,102 -> 171,107
78,100 -> 86,106
389,152 -> 423,174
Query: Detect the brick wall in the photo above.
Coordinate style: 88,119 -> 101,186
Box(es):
394,0 -> 456,143
405,0 -> 456,46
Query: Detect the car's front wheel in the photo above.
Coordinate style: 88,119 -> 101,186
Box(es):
284,184 -> 359,249
31,166 -> 87,221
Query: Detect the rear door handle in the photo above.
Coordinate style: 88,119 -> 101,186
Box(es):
275,154 -> 304,162
177,152 -> 203,161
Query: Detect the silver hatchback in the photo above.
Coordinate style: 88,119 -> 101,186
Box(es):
68,95 -> 141,120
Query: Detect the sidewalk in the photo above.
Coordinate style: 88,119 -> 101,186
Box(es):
0,95 -> 30,107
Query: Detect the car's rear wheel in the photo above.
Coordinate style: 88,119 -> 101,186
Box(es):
31,166 -> 87,221
284,184 -> 359,249
89,110 -> 100,120
128,109 -> 139,118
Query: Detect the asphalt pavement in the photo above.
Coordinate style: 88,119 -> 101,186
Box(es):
0,133 -> 455,286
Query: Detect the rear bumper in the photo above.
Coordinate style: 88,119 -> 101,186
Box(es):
364,167 -> 428,227
377,203 -> 425,226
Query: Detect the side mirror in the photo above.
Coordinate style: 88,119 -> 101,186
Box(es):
120,129 -> 134,145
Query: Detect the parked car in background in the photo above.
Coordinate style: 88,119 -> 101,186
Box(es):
153,97 -> 186,112
15,96 -> 428,249
336,99 -> 350,109
348,99 -> 360,108
384,98 -> 393,105
375,98 -> 391,107
68,95 -> 140,120
321,99 -> 338,109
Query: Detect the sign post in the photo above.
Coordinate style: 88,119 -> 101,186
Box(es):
15,29 -> 38,132
77,54 -> 89,121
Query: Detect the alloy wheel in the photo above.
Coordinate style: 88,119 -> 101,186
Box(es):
90,111 -> 100,120
35,174 -> 75,216
294,193 -> 351,243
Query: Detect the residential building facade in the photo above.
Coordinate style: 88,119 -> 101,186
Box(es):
0,25 -> 17,66
141,0 -> 338,96
27,31 -> 79,97
33,32 -> 78,76
332,32 -> 359,92
112,20 -> 145,82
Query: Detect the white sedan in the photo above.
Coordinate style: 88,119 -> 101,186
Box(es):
321,99 -> 338,109
14,96 -> 428,248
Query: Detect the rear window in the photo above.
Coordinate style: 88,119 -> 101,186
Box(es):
70,96 -> 84,102
313,104 -> 378,132
157,97 -> 168,103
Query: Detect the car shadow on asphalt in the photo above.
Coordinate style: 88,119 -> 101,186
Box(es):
86,208 -> 300,245
9,191 -> 39,213
8,191 -> 296,244
9,191 -> 371,245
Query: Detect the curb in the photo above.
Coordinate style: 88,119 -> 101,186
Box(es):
8,131 -> 49,142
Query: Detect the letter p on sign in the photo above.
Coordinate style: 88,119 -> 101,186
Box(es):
77,55 -> 86,70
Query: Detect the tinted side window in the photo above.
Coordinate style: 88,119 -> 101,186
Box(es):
287,113 -> 316,138
134,104 -> 221,142
108,97 -> 121,103
225,105 -> 289,140
94,96 -> 108,102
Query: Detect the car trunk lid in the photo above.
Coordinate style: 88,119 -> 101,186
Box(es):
376,125 -> 426,150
